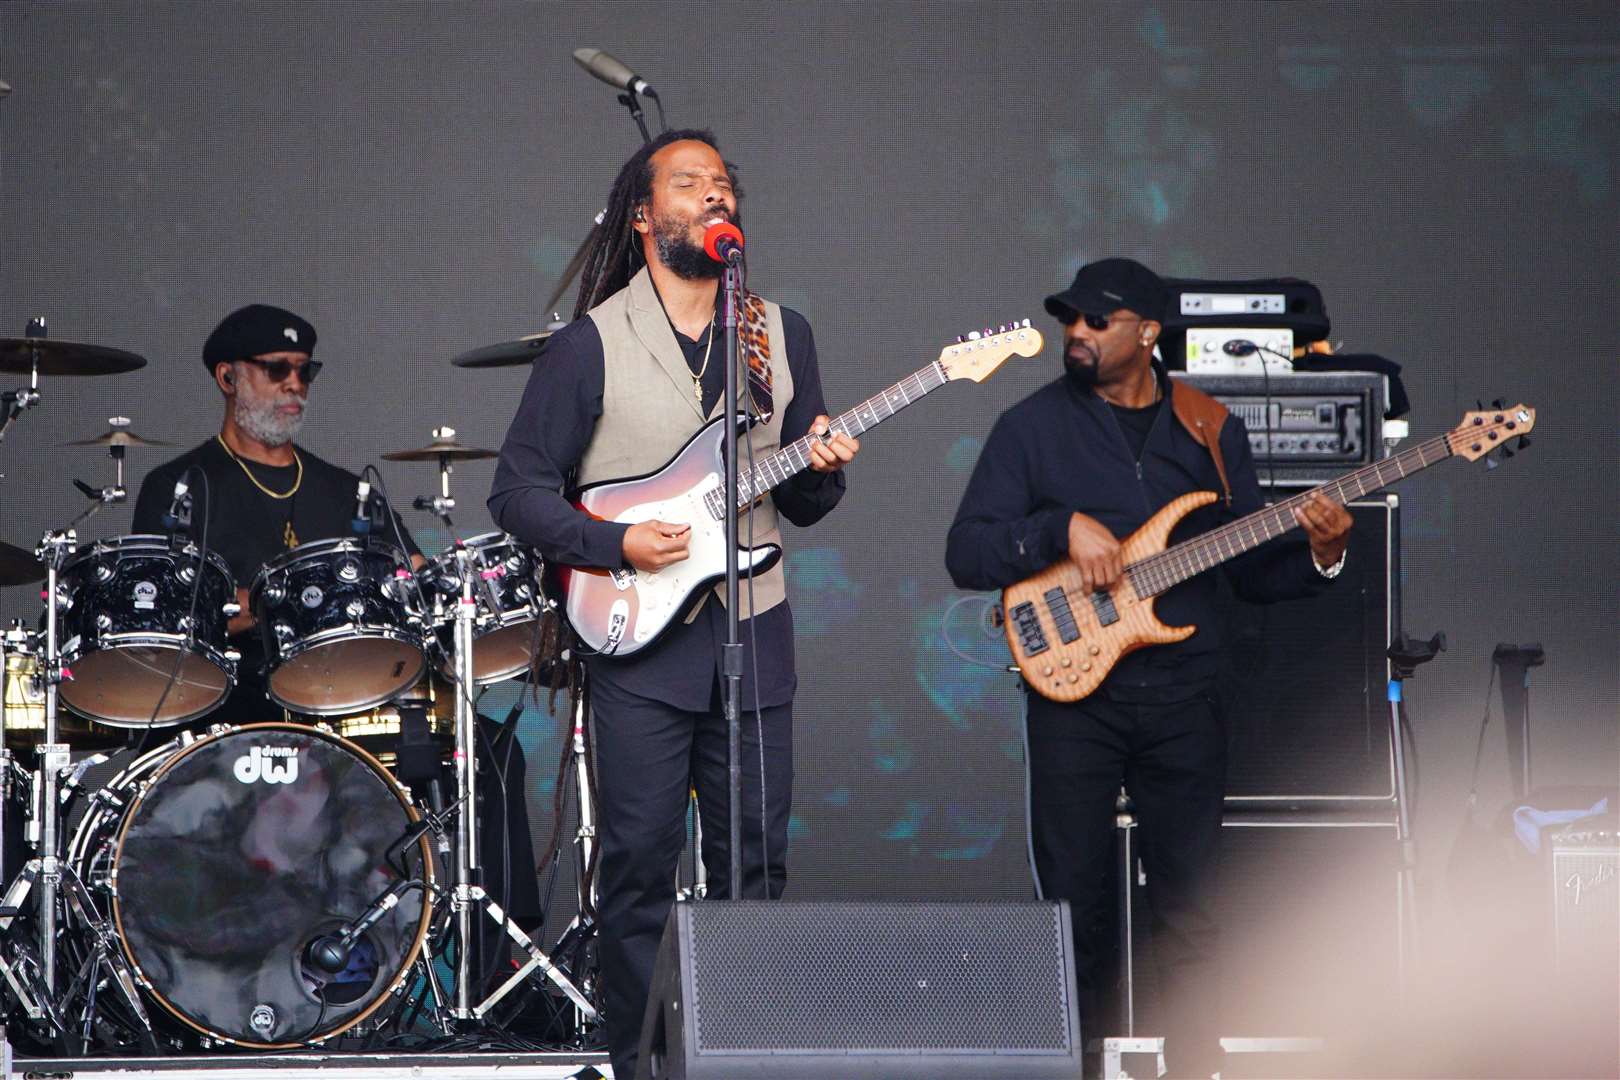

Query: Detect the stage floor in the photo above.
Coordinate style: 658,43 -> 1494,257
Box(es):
2,1047 -> 613,1079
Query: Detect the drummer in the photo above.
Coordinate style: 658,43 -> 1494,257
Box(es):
130,304 -> 541,989
131,304 -> 424,722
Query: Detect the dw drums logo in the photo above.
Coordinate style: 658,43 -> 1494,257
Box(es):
233,745 -> 300,785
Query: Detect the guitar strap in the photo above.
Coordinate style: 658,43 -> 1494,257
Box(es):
739,292 -> 774,418
1170,381 -> 1234,507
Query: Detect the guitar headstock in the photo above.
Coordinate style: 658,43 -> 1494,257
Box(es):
938,319 -> 1044,383
1447,401 -> 1536,464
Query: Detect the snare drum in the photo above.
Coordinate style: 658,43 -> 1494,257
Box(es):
55,534 -> 237,728
251,538 -> 428,715
65,721 -> 433,1046
425,533 -> 543,684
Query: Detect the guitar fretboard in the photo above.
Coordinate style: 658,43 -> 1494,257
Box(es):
1125,432 -> 1455,597
702,361 -> 950,517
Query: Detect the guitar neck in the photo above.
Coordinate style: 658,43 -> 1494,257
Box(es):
733,361 -> 951,508
1128,432 -> 1455,597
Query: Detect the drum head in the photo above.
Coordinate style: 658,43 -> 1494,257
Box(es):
267,636 -> 426,715
110,724 -> 431,1046
59,644 -> 230,727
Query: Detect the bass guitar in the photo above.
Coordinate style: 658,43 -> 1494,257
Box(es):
564,321 -> 1045,656
1004,403 -> 1536,702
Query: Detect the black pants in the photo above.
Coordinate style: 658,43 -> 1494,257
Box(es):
591,676 -> 792,1080
1025,688 -> 1226,1079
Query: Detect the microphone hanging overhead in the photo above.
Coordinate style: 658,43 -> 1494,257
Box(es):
572,48 -> 658,97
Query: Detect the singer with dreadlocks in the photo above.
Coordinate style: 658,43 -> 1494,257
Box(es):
489,129 -> 858,1076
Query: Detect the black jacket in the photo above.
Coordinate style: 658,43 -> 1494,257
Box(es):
946,364 -> 1333,698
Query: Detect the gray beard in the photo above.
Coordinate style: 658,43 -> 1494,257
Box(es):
233,393 -> 307,447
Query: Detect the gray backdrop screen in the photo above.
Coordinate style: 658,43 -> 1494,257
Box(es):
0,2 -> 1614,914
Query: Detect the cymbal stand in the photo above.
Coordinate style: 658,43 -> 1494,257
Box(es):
0,318 -> 46,445
409,449 -> 596,1026
23,447 -> 125,1005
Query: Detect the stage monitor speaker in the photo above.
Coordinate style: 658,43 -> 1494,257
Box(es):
637,901 -> 1082,1080
1217,496 -> 1397,804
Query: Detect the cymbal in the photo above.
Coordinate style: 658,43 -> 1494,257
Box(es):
451,323 -> 565,368
0,338 -> 147,376
0,541 -> 43,587
382,439 -> 498,463
62,426 -> 174,449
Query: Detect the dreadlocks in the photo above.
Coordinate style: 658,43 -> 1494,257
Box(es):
572,128 -> 742,319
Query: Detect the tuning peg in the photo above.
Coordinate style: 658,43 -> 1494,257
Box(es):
1476,399 -> 1484,411
1500,446 -> 1515,460
1517,435 -> 1531,450
1485,454 -> 1500,471
1491,398 -> 1505,409
966,330 -> 981,341
982,327 -> 993,337
954,334 -> 964,344
1021,318 -> 1031,328
997,324 -> 1007,333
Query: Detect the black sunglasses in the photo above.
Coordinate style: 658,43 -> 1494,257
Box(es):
1077,312 -> 1141,332
239,357 -> 323,385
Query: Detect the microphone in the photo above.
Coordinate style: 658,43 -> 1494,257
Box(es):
351,478 -> 372,535
161,476 -> 192,530
703,222 -> 744,266
1222,339 -> 1259,357
301,878 -> 424,978
572,48 -> 657,98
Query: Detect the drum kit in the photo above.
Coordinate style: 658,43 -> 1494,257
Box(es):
0,321 -> 600,1054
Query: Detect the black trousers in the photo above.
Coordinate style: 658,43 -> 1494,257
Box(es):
1025,687 -> 1226,1079
591,676 -> 792,1080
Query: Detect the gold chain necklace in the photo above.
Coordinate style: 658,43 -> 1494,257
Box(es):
216,434 -> 303,547
690,320 -> 715,406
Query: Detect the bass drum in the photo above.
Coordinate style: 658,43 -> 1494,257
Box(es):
67,722 -> 433,1047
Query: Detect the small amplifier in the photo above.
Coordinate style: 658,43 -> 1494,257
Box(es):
1171,371 -> 1386,485
1184,327 -> 1294,375
1550,824 -> 1619,982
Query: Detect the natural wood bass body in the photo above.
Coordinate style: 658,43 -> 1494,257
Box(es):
1003,403 -> 1536,702
1002,492 -> 1216,703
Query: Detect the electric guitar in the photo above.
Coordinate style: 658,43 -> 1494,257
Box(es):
1004,403 -> 1537,702
563,321 -> 1045,656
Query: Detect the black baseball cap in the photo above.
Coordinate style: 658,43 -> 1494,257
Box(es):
1044,258 -> 1169,324
202,304 -> 317,373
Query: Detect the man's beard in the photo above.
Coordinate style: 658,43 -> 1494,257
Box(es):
233,385 -> 307,447
1063,343 -> 1100,388
649,209 -> 741,281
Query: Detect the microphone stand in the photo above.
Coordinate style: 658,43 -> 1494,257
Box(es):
719,260 -> 744,898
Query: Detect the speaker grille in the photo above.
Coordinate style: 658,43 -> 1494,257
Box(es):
682,902 -> 1074,1054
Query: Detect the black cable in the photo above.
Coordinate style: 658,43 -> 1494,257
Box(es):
141,465 -> 210,735
1465,659 -> 1501,801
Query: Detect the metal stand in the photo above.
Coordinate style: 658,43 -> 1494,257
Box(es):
410,450 -> 596,1027
1387,630 -> 1443,989
1493,642 -> 1545,800
718,260 -> 744,897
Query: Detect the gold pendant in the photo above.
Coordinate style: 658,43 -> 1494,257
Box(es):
694,377 -> 703,406
284,520 -> 299,549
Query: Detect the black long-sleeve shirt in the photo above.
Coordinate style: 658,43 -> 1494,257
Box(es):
489,307 -> 844,711
946,366 -> 1332,700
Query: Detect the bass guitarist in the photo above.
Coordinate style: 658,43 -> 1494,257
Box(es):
945,257 -> 1351,1079
488,129 -> 857,1080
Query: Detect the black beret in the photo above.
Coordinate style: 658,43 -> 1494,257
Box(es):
202,304 -> 317,373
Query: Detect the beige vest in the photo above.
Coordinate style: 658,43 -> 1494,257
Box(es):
578,268 -> 794,619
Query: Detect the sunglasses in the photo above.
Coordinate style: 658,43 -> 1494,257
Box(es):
1076,312 -> 1140,332
239,357 -> 323,385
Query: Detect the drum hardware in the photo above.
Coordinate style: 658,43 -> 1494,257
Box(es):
397,434 -> 596,1026
448,321 -> 566,369
0,319 -> 147,445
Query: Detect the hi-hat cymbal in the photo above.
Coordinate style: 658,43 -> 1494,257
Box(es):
451,322 -> 565,369
0,541 -> 43,587
0,338 -> 147,376
62,425 -> 174,449
382,439 -> 498,463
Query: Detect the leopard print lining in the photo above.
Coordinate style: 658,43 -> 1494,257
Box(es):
740,292 -> 773,418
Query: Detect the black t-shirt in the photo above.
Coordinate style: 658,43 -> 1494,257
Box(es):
1108,398 -> 1161,462
131,437 -> 420,590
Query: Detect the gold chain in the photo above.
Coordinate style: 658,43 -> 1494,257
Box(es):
216,434 -> 303,499
690,320 -> 715,406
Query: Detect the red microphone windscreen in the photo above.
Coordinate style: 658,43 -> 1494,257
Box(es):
703,221 -> 744,262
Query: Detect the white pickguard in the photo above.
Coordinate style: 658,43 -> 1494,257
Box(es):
614,473 -> 774,644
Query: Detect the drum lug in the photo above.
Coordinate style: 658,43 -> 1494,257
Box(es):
222,601 -> 241,618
